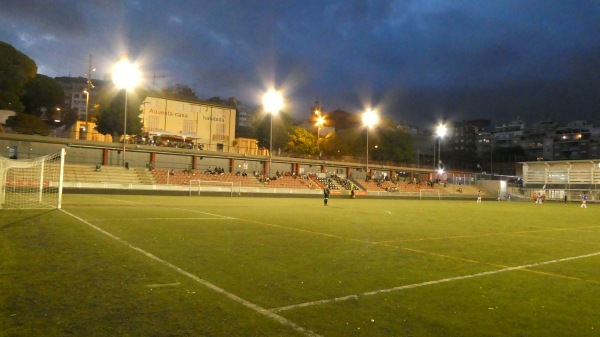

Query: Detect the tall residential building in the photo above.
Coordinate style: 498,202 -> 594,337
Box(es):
54,76 -> 108,122
493,118 -> 525,149
522,120 -> 557,160
552,120 -> 596,160
227,97 -> 252,128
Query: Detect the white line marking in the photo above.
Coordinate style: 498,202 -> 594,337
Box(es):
146,282 -> 181,288
60,209 -> 322,337
90,217 -> 232,221
270,251 -> 600,313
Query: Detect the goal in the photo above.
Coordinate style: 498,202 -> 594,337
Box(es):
0,148 -> 65,209
189,180 -> 240,196
419,189 -> 441,200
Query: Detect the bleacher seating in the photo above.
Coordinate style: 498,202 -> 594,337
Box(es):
63,163 -> 153,185
151,169 -> 266,188
62,163 -> 484,195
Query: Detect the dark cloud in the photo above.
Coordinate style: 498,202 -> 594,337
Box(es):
0,0 -> 89,36
0,0 -> 598,127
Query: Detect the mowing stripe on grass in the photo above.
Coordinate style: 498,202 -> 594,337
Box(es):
270,251 -> 600,313
376,224 -> 600,244
60,209 -> 323,337
213,213 -> 504,267
89,217 -> 233,221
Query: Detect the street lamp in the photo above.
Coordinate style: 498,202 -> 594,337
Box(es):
362,109 -> 379,181
112,58 -> 140,167
263,89 -> 283,178
436,124 -> 447,171
83,89 -> 90,139
84,54 -> 95,141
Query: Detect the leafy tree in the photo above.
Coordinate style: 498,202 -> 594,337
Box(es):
0,41 -> 37,112
253,109 -> 294,154
235,125 -> 255,139
286,126 -> 317,154
95,90 -> 143,141
371,123 -> 415,163
321,129 -> 363,158
20,74 -> 64,116
5,113 -> 50,135
61,108 -> 79,128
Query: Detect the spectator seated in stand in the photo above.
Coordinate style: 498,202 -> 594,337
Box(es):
95,165 -> 101,172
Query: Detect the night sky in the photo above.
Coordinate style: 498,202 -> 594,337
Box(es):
1,0 -> 599,128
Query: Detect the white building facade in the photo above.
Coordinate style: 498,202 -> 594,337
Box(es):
141,96 -> 236,152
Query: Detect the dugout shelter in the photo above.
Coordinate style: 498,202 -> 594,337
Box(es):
521,160 -> 600,202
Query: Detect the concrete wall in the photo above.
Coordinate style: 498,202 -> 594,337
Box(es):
0,133 -> 438,182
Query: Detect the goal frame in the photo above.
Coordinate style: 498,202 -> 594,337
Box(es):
188,180 -> 240,197
0,148 -> 65,209
419,188 -> 441,200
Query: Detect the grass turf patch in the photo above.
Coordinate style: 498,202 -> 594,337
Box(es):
2,195 -> 599,336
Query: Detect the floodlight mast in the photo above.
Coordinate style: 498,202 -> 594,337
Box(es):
436,124 -> 446,171
263,90 -> 283,178
112,58 -> 140,166
362,109 -> 378,181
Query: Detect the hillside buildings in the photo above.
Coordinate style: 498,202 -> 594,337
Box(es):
441,118 -> 600,175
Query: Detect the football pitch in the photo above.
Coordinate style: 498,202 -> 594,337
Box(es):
2,194 -> 600,336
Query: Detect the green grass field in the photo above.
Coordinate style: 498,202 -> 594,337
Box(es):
2,194 -> 600,337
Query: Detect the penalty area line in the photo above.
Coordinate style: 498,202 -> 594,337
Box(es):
60,209 -> 322,337
271,251 -> 600,313
89,217 -> 233,221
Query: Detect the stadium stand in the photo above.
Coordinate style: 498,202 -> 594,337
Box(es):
63,163 -> 153,185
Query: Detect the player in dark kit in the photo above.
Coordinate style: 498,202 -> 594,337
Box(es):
323,185 -> 330,206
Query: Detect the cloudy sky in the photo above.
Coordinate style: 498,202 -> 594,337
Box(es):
1,0 -> 599,128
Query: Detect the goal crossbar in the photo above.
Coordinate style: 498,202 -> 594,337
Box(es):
188,180 -> 240,196
419,189 -> 441,200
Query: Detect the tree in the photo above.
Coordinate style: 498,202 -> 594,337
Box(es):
320,129 -> 363,158
361,117 -> 415,164
235,125 -> 255,139
20,74 -> 64,117
253,109 -> 294,153
286,126 -> 317,154
373,127 -> 415,163
5,113 -> 50,135
0,41 -> 37,112
95,90 -> 143,141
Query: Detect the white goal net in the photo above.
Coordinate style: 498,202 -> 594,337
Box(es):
189,180 -> 240,196
419,189 -> 441,200
0,148 -> 65,209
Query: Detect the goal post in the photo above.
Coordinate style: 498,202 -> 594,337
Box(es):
189,180 -> 240,196
419,189 -> 441,200
0,148 -> 65,209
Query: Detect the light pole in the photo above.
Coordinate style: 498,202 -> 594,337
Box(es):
362,109 -> 378,181
84,54 -> 95,140
83,89 -> 90,139
316,115 -> 324,157
112,58 -> 140,167
436,124 -> 446,171
263,89 -> 283,178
